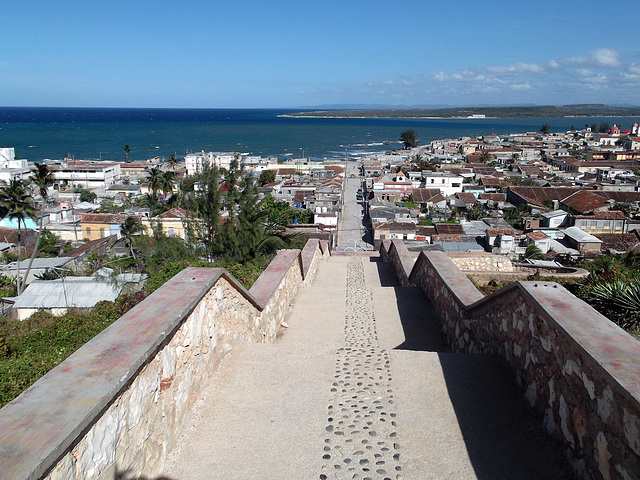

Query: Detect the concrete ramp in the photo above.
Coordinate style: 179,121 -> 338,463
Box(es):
165,255 -> 572,479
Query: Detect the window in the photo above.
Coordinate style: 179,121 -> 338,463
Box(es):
168,227 -> 175,237
85,227 -> 91,236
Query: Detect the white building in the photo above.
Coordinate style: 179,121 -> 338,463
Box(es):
0,147 -> 32,182
185,151 -> 236,176
49,161 -> 121,189
423,172 -> 464,196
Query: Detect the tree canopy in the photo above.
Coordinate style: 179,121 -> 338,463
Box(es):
400,129 -> 419,149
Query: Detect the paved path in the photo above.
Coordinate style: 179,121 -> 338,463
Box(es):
336,163 -> 372,252
165,256 -> 572,480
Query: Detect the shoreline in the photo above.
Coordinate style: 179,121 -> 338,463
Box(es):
281,113 -> 640,120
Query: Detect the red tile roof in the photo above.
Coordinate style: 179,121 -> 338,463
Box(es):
526,231 -> 550,241
435,223 -> 465,235
159,207 -> 193,219
412,188 -> 445,203
593,233 -> 639,251
486,228 -> 516,237
456,192 -> 477,204
562,191 -> 610,214
479,193 -> 506,202
507,187 -> 583,209
575,210 -> 626,220
81,213 -> 130,224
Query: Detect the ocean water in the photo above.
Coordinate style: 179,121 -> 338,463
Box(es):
0,107 -> 638,163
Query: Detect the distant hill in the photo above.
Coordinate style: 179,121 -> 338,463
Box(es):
288,104 -> 640,119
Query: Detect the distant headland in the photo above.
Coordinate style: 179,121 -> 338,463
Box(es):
286,104 -> 640,119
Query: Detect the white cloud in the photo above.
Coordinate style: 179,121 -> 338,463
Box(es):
591,48 -> 620,67
333,47 -> 640,106
628,64 -> 640,74
433,71 -> 448,82
510,83 -> 533,91
486,62 -> 544,75
559,48 -> 621,68
451,69 -> 486,82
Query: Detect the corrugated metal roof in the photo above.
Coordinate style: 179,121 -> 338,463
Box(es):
1,257 -> 72,273
13,277 -> 123,309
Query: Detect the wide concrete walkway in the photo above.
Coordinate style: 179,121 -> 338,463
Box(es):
165,255 -> 572,480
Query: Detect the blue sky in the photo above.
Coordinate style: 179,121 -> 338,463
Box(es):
2,0 -> 640,108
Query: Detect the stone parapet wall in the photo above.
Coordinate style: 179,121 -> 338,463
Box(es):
380,239 -> 413,287
381,242 -> 640,480
0,240 -> 328,480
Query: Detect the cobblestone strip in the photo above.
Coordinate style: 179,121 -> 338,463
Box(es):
320,259 -> 402,480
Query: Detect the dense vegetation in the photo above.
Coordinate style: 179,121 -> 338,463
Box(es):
0,292 -> 145,407
289,104 -> 640,119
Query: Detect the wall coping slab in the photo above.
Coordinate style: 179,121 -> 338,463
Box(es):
300,239 -> 320,280
516,281 -> 640,403
248,249 -> 302,307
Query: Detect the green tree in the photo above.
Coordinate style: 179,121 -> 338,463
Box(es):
599,122 -> 611,133
120,216 -> 146,259
233,174 -> 265,262
36,229 -> 61,256
23,163 -> 56,284
165,154 -> 181,172
613,202 -> 634,217
213,156 -> 242,258
400,129 -> 419,149
481,151 -> 494,163
467,202 -> 487,221
259,169 -> 276,186
540,123 -> 551,134
146,166 -> 174,213
524,244 -> 545,260
183,159 -> 222,261
79,189 -> 97,203
123,145 -> 132,163
147,166 -> 173,198
0,179 -> 37,294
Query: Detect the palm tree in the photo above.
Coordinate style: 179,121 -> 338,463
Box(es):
147,166 -> 174,198
23,163 -> 56,286
524,244 -> 545,260
123,145 -> 132,163
120,216 -> 146,259
165,154 -> 181,172
0,178 -> 37,294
